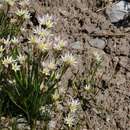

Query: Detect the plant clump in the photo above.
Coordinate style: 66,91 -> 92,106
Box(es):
0,0 -> 103,130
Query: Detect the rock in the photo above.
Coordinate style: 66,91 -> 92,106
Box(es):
36,120 -> 40,125
111,72 -> 126,86
16,117 -> 30,130
17,123 -> 30,130
126,72 -> 130,80
17,118 -> 27,123
70,41 -> 83,50
116,39 -> 129,56
84,24 -> 96,33
89,38 -> 106,49
119,56 -> 130,71
119,56 -> 128,68
48,120 -> 56,130
106,1 -> 130,23
59,9 -> 70,17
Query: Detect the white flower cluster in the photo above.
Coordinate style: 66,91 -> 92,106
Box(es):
0,1 -> 103,130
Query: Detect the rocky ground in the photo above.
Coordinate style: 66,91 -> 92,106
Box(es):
0,0 -> 130,130
32,0 -> 130,130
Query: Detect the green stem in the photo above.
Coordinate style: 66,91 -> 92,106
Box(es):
30,120 -> 36,130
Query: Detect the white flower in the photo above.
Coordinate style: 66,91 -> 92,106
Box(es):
65,114 -> 75,127
23,11 -> 30,19
42,60 -> 56,70
39,106 -> 46,113
85,84 -> 91,91
37,42 -> 49,52
52,90 -> 60,101
28,35 -> 38,44
16,9 -> 30,19
11,37 -> 19,44
0,46 -> 4,53
94,52 -> 102,62
36,37 -> 51,52
4,0 -> 15,6
16,9 -> 26,16
53,44 -> 61,51
61,53 -> 77,66
38,16 -> 46,25
45,19 -> 53,28
38,14 -> 54,28
20,27 -> 26,33
12,63 -> 20,72
58,39 -> 67,48
48,61 -> 56,70
42,68 -> 50,75
17,54 -> 26,64
42,60 -> 56,72
53,37 -> 67,51
3,36 -> 11,45
2,56 -> 14,67
69,99 -> 80,112
33,26 -> 50,37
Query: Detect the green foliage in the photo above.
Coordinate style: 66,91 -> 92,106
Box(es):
2,55 -> 56,124
0,10 -> 20,38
